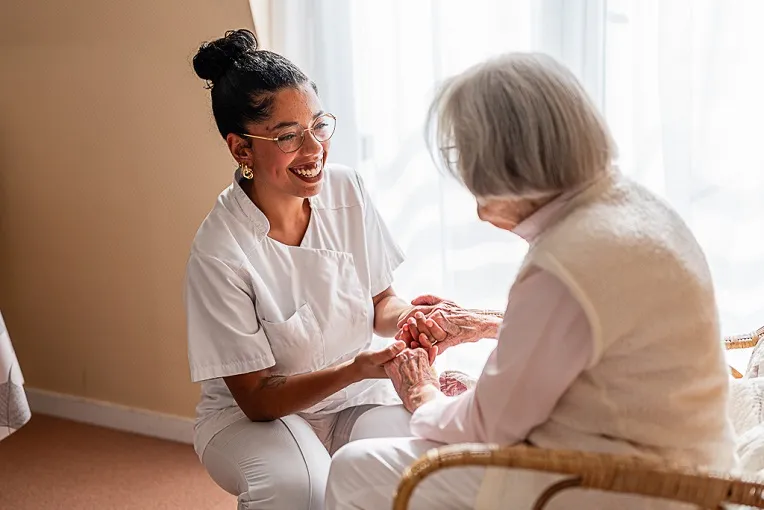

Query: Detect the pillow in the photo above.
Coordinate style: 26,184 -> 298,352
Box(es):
729,377 -> 764,437
736,422 -> 764,476
727,378 -> 764,481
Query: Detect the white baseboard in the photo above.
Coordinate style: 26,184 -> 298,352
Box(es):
25,388 -> 194,445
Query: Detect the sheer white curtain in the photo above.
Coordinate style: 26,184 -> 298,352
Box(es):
603,0 -> 764,369
271,0 -> 764,375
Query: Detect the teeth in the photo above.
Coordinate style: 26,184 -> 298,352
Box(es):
290,161 -> 322,178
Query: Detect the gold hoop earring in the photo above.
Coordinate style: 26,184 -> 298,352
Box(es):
240,162 -> 254,180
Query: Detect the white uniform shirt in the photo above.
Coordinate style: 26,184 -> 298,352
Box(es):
185,164 -> 404,457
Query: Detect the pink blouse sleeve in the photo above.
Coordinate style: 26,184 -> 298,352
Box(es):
410,267 -> 593,445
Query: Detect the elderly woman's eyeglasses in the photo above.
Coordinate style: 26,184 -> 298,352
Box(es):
240,113 -> 337,154
440,145 -> 460,167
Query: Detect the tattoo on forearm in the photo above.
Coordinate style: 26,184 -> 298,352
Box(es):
259,376 -> 287,390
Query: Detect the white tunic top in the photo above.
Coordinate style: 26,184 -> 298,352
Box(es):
184,164 -> 404,457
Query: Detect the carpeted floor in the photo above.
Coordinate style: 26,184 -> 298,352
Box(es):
0,414 -> 236,509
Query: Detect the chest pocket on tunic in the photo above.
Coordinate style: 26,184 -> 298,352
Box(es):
260,303 -> 325,376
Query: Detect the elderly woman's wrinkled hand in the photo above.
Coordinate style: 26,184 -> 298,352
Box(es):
384,349 -> 441,413
396,295 -> 462,330
397,303 -> 495,359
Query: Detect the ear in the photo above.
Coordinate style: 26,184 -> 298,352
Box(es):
226,133 -> 254,165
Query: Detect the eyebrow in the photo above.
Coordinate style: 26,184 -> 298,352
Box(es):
269,111 -> 325,132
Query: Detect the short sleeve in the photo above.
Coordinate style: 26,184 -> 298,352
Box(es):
355,172 -> 405,296
184,254 -> 275,382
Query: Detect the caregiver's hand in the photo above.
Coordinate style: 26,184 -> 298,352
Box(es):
384,349 -> 441,413
398,312 -> 447,350
394,312 -> 441,365
351,341 -> 407,379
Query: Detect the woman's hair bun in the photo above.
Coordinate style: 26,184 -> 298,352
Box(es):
193,29 -> 259,84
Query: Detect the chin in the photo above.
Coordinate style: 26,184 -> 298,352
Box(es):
302,182 -> 323,197
287,158 -> 325,195
484,218 -> 517,232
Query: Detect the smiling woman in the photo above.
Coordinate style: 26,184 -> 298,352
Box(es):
183,28 -> 456,510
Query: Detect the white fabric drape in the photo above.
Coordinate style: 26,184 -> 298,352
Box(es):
0,311 -> 31,441
270,0 -> 764,375
603,0 -> 764,370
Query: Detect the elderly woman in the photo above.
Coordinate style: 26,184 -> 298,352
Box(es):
325,53 -> 737,509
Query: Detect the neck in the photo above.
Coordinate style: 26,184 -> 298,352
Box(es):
245,180 -> 309,233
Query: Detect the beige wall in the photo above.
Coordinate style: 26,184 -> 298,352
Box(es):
0,0 -> 264,417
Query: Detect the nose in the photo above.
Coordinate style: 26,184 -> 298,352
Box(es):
300,129 -> 324,158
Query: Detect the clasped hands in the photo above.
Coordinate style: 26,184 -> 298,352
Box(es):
395,294 -> 487,360
383,295 -> 485,412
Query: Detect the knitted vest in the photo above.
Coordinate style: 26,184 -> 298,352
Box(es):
520,173 -> 736,469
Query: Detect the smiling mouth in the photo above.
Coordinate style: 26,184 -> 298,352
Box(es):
289,160 -> 323,182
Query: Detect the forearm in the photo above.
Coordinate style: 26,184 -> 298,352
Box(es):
374,294 -> 412,337
468,310 -> 504,339
229,362 -> 362,422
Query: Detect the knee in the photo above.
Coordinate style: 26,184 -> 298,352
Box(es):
327,441 -> 372,497
204,445 -> 317,509
238,467 -> 313,509
350,404 -> 411,442
349,407 -> 383,442
331,440 -> 368,472
328,440 -> 410,510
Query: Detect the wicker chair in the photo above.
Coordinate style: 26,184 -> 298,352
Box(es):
393,326 -> 764,510
393,444 -> 764,509
726,325 -> 764,378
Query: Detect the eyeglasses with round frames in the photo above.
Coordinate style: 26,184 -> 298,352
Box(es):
239,113 -> 337,154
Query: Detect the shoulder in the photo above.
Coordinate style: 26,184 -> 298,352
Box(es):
314,164 -> 367,210
541,175 -> 693,252
187,187 -> 254,278
528,175 -> 709,285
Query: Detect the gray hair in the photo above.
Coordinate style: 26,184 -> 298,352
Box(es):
427,53 -> 617,199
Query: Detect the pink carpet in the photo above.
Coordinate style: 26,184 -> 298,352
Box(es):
0,414 -> 235,509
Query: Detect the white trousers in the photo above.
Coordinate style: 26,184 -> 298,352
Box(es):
327,406 -> 694,510
326,405 -> 485,510
200,404 -> 412,510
